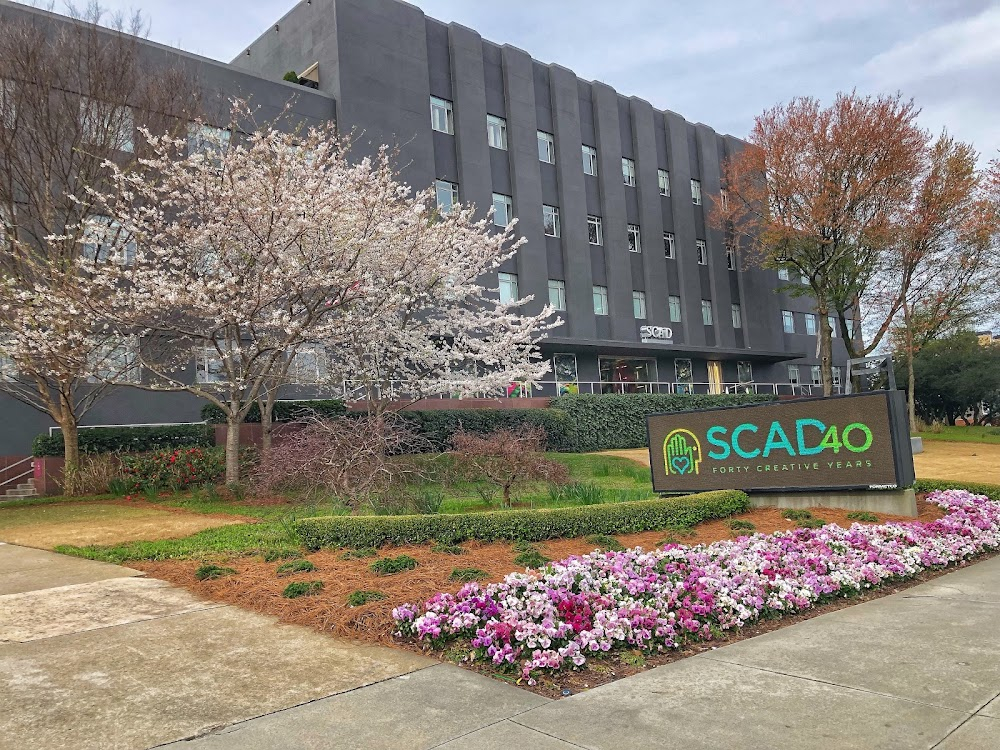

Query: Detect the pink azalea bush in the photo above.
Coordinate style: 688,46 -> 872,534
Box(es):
394,489 -> 1000,684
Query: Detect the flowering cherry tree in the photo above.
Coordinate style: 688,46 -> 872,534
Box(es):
87,100 -> 555,484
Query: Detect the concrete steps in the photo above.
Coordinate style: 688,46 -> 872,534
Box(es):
4,479 -> 37,499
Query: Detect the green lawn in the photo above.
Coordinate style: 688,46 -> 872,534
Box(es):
917,426 -> 1000,444
47,453 -> 655,564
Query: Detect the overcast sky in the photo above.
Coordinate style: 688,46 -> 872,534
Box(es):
65,0 -> 1000,163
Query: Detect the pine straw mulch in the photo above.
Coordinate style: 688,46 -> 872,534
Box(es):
134,501 -> 944,645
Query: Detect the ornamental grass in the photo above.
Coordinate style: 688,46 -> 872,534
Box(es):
394,489 -> 1000,684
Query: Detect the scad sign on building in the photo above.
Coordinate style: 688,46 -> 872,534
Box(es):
647,392 -> 915,493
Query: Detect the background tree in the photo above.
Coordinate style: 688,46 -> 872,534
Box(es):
0,3 -> 196,492
904,330 -> 1000,426
87,102 -> 554,485
715,92 -> 926,395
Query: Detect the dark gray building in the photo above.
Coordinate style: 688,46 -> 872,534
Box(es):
0,0 -> 848,456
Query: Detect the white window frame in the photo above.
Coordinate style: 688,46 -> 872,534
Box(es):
669,295 -> 682,323
811,366 -> 822,386
593,285 -> 609,316
778,268 -> 790,281
690,179 -> 702,205
804,313 -> 818,336
657,169 -> 671,197
88,336 -> 140,384
622,158 -> 636,187
787,364 -> 800,385
547,279 -> 566,311
587,215 -> 603,246
430,96 -> 454,134
701,300 -> 713,326
726,247 -> 736,270
627,223 -> 642,253
664,231 -> 675,259
486,114 -> 508,150
721,189 -> 729,211
632,290 -> 647,320
543,204 -> 561,237
195,346 -> 225,384
582,145 -> 598,176
731,303 -> 742,329
82,215 -> 136,266
737,360 -> 753,384
492,193 -> 513,228
537,131 -> 556,164
782,310 -> 795,334
186,123 -> 231,163
435,179 -> 459,215
696,239 -> 708,265
0,350 -> 15,381
80,96 -> 134,153
288,347 -> 327,385
498,272 -> 519,305
829,316 -> 838,338
833,366 -> 842,388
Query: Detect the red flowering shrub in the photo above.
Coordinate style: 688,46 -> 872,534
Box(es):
120,447 -> 225,492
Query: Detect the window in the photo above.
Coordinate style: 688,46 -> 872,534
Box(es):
430,96 -> 454,134
811,366 -> 822,386
498,272 -> 518,304
0,79 -> 14,129
554,353 -> 579,393
804,314 -> 818,336
622,158 -> 636,187
690,179 -> 702,205
82,216 -> 136,265
593,285 -> 609,316
669,295 -> 682,322
582,145 -> 598,176
726,247 -> 736,270
721,189 -> 729,211
89,337 -> 140,384
787,365 -> 800,385
195,347 -> 224,384
187,124 -> 230,164
627,224 -> 641,253
738,361 -> 753,383
800,273 -> 809,285
289,347 -> 326,384
832,367 -> 842,388
600,357 -> 657,394
487,114 -> 507,150
696,240 -> 708,265
657,169 -> 671,197
731,303 -> 742,329
663,232 -> 675,259
846,319 -> 856,339
542,205 -> 561,237
435,180 -> 459,215
782,310 -> 795,334
0,349 -> 15,381
829,316 -> 838,337
701,300 -> 713,326
632,291 -> 647,319
492,193 -> 513,227
537,131 -> 555,164
80,96 -> 134,153
587,215 -> 603,246
675,359 -> 694,389
548,280 -> 566,311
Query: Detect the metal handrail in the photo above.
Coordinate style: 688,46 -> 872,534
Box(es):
0,456 -> 33,491
49,420 -> 209,436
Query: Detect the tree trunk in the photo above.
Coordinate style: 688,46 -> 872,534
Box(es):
902,299 -> 917,433
60,416 -> 81,496
259,395 -> 274,454
817,304 -> 834,397
225,411 -> 241,486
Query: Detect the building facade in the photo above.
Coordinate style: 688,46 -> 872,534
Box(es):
0,0 -> 849,455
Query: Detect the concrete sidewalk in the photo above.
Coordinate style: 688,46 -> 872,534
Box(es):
3,542 -> 999,749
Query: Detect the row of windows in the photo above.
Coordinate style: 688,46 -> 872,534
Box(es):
501,271 -> 742,328
431,96 -> 704,202
788,364 -> 843,388
781,311 -> 855,338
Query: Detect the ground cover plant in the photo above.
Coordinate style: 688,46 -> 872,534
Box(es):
283,581 -> 324,599
393,489 -> 1000,685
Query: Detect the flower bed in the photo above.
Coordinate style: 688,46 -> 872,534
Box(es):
394,489 -> 1000,684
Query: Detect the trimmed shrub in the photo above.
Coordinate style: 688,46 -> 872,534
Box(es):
584,533 -> 625,552
120,447 -> 225,492
550,393 -> 777,452
845,511 -> 880,523
33,423 -> 214,457
396,409 -> 572,452
296,490 -> 750,549
200,399 -> 347,425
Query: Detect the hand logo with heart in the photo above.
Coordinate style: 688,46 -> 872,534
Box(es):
671,456 -> 691,474
663,429 -> 702,477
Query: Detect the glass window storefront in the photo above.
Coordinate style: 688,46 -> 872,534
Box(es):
554,354 -> 579,395
599,357 -> 656,394
674,358 -> 694,394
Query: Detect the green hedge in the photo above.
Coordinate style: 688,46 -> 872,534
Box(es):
395,409 -> 572,452
295,490 -> 750,549
550,393 -> 778,452
32,424 -> 215,457
914,478 -> 1000,502
200,399 -> 347,424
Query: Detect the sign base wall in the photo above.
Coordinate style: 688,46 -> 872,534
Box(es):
750,488 -> 917,518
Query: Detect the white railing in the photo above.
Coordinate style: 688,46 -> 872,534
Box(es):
48,420 -> 209,436
0,456 -> 33,492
